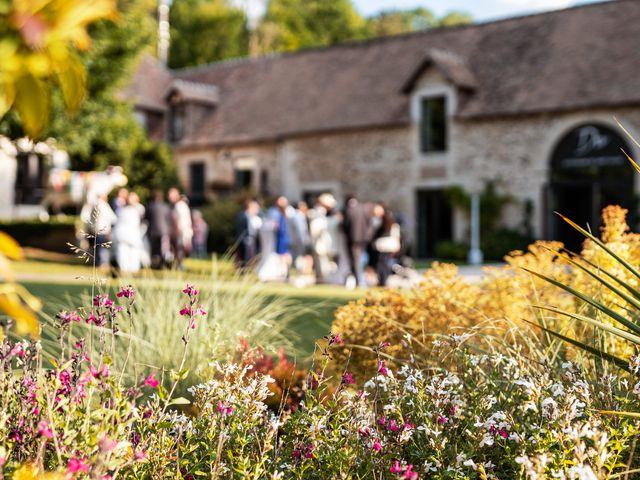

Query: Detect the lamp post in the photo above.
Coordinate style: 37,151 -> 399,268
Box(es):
158,0 -> 170,65
468,190 -> 484,265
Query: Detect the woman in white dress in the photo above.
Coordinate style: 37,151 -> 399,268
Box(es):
113,193 -> 144,274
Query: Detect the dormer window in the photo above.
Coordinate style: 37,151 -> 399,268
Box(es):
170,103 -> 185,142
420,96 -> 447,153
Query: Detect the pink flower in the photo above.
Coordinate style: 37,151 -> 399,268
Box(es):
377,416 -> 387,427
403,465 -> 418,479
388,419 -> 399,433
216,401 -> 233,415
378,361 -> 389,376
404,421 -> 414,431
9,342 -> 25,358
378,341 -> 391,350
37,420 -> 53,439
437,414 -> 448,425
134,449 -> 147,461
89,363 -> 109,379
183,284 -> 199,297
57,310 -> 82,325
143,373 -> 159,388
332,333 -> 343,345
99,435 -> 118,452
67,457 -> 90,474
372,438 -> 382,452
498,428 -> 508,439
341,372 -> 356,385
116,286 -> 135,298
390,461 -> 403,474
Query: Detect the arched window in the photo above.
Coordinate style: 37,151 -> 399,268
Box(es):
548,123 -> 634,250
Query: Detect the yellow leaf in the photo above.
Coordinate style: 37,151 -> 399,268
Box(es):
0,80 -> 16,118
12,463 -> 66,480
0,293 -> 40,339
54,52 -> 85,112
0,231 -> 24,260
14,73 -> 50,139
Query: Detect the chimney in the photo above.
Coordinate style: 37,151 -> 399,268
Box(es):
158,0 -> 170,65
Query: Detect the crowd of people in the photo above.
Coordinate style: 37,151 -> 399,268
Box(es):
236,193 -> 406,287
80,187 -> 209,273
79,186 -> 405,287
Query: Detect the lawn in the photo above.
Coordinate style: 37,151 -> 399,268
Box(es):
18,255 -> 361,359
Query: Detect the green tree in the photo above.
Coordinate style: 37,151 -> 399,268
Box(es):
168,0 -> 249,69
365,8 -> 472,37
254,0 -> 366,54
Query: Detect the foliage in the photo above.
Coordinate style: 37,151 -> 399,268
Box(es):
332,207 -> 640,375
434,240 -> 467,261
482,228 -> 534,261
201,198 -> 243,254
0,0 -> 116,138
1,319 -> 638,479
255,0 -> 367,54
124,139 -> 177,203
0,217 -> 77,254
0,231 -> 40,340
40,263 -> 300,396
168,0 -> 249,69
365,8 -> 472,37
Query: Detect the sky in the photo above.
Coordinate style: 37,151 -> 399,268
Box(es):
238,0 -> 607,24
353,0 -> 605,21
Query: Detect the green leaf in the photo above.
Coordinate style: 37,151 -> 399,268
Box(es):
168,397 -> 191,406
549,249 -> 640,312
14,73 -> 50,139
524,319 -> 630,371
535,305 -> 640,346
522,267 -> 640,336
557,212 -> 640,283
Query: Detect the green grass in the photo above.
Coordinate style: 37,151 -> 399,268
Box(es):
21,271 -> 360,360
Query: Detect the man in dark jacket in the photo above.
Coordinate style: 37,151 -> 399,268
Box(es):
145,190 -> 171,269
343,195 -> 371,287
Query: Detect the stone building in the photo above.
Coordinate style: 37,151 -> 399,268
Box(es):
126,0 -> 640,255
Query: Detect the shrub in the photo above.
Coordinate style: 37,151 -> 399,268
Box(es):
332,207 -> 639,376
39,261 -> 301,396
434,240 -> 467,261
201,198 -> 243,254
0,218 -> 78,253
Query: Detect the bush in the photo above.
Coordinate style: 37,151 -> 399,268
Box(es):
434,240 -> 467,261
331,206 -> 640,377
39,261 -> 301,396
1,323 -> 637,479
0,217 -> 78,253
481,228 -> 534,261
201,198 -> 243,254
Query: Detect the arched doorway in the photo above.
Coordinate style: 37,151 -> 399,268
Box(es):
547,123 -> 635,251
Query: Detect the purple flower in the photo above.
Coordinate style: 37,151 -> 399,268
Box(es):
143,373 -> 159,388
388,419 -> 399,433
216,401 -> 233,415
183,284 -> 199,297
37,420 -> 53,439
341,372 -> 356,385
116,286 -> 135,298
67,457 -> 90,474
372,438 -> 382,452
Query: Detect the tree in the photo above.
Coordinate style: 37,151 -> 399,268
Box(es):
0,0 -> 117,138
254,0 -> 366,54
169,0 -> 249,69
365,8 -> 472,37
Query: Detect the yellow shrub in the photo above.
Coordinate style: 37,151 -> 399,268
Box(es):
332,206 -> 640,374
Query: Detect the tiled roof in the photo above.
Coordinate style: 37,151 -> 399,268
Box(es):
128,0 -> 640,147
